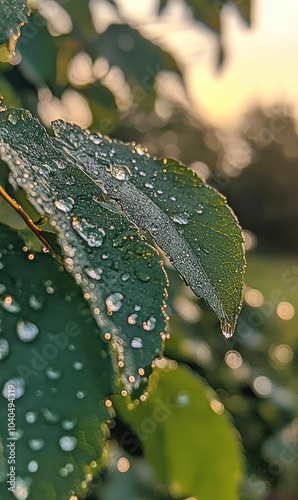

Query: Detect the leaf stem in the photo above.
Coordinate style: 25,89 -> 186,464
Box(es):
0,185 -> 51,251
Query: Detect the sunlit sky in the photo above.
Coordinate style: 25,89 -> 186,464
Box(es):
116,0 -> 298,127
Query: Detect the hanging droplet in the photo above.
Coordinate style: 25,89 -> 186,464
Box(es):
16,321 -> 39,342
220,320 -> 234,339
73,361 -> 84,371
59,435 -> 77,451
106,292 -> 124,313
0,337 -> 9,360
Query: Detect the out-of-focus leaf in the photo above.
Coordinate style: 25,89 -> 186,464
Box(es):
0,75 -> 21,107
95,24 -> 180,86
0,107 -> 168,393
159,0 -> 251,32
52,120 -> 245,336
17,13 -> 59,88
0,0 -> 29,50
0,224 -> 113,499
115,364 -> 243,500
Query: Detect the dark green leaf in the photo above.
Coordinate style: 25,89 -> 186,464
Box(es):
52,120 -> 245,336
95,24 -> 179,87
184,0 -> 251,33
115,364 -> 243,500
0,224 -> 113,499
17,14 -> 59,88
0,0 -> 30,49
0,107 -> 168,393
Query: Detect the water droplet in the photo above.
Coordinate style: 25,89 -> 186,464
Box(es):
134,305 -> 141,312
16,321 -> 39,342
172,213 -> 189,225
72,217 -> 105,247
106,292 -> 124,313
76,390 -> 87,399
59,435 -> 77,451
54,197 -> 74,213
221,320 -> 234,339
144,182 -> 154,189
170,196 -> 176,201
2,377 -> 26,399
61,420 -> 75,431
73,361 -> 84,371
196,204 -> 204,214
59,462 -> 74,477
14,477 -> 30,500
85,267 -> 103,280
121,272 -> 130,282
90,134 -> 102,144
42,408 -> 59,424
143,316 -> 156,331
107,164 -> 130,181
127,313 -> 138,325
8,114 -> 18,125
177,390 -> 189,406
0,295 -> 21,313
139,170 -> 146,177
28,460 -> 38,473
28,295 -> 44,311
45,367 -> 62,380
131,337 -> 143,349
25,411 -> 37,424
28,438 -> 44,451
0,337 -> 9,360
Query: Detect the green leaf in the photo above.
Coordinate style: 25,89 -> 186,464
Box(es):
0,0 -> 30,50
115,364 -> 243,500
0,107 -> 168,393
17,13 -> 59,88
52,120 -> 245,336
158,0 -> 251,32
0,224 -> 113,499
95,24 -> 180,87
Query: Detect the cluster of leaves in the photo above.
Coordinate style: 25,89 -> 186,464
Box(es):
0,1 -> 248,499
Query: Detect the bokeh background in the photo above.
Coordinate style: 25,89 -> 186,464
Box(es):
1,1 -> 298,499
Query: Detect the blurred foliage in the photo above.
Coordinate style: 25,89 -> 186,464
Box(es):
1,0 -> 298,499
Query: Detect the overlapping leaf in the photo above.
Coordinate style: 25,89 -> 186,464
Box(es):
52,120 -> 245,336
115,364 -> 243,500
0,0 -> 29,49
0,224 -> 113,499
0,107 -> 168,393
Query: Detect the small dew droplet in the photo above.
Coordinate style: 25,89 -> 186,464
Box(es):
0,337 -> 9,360
16,321 -> 39,342
59,435 -> 77,451
131,337 -> 143,349
106,292 -> 124,313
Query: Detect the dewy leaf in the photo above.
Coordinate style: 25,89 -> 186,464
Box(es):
115,364 -> 243,500
0,108 -> 168,393
51,120 -> 245,337
0,224 -> 113,499
0,0 -> 30,50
